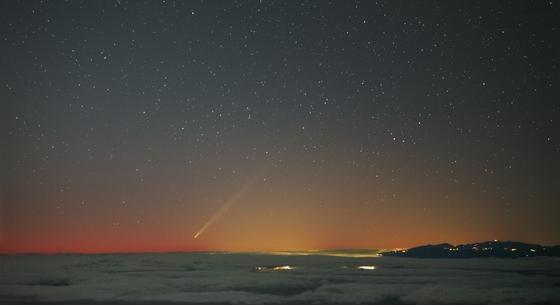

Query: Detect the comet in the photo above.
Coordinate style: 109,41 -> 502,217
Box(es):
194,165 -> 269,239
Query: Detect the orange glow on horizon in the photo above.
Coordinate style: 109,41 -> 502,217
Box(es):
2,167 -> 559,254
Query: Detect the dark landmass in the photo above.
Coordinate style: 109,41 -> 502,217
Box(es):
381,241 -> 560,258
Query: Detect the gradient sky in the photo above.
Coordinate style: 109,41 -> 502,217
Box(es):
1,0 -> 559,253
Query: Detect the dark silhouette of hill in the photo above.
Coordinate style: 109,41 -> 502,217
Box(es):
382,241 -> 560,258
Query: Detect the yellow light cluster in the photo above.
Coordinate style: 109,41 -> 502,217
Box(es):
256,265 -> 296,271
273,265 -> 295,270
357,265 -> 376,270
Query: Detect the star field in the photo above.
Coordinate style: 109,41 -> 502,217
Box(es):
2,0 -> 559,253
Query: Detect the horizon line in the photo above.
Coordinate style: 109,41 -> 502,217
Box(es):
2,239 -> 557,256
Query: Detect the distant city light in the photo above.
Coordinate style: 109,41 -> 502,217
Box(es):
357,265 -> 376,270
273,265 -> 295,270
255,265 -> 296,271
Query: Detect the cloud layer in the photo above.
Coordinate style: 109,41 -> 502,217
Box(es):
1,253 -> 559,305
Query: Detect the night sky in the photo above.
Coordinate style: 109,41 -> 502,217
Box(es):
2,0 -> 559,253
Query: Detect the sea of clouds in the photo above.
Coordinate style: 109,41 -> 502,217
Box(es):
0,253 -> 559,305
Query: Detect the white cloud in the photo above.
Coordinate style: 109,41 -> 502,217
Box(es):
0,254 -> 559,305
